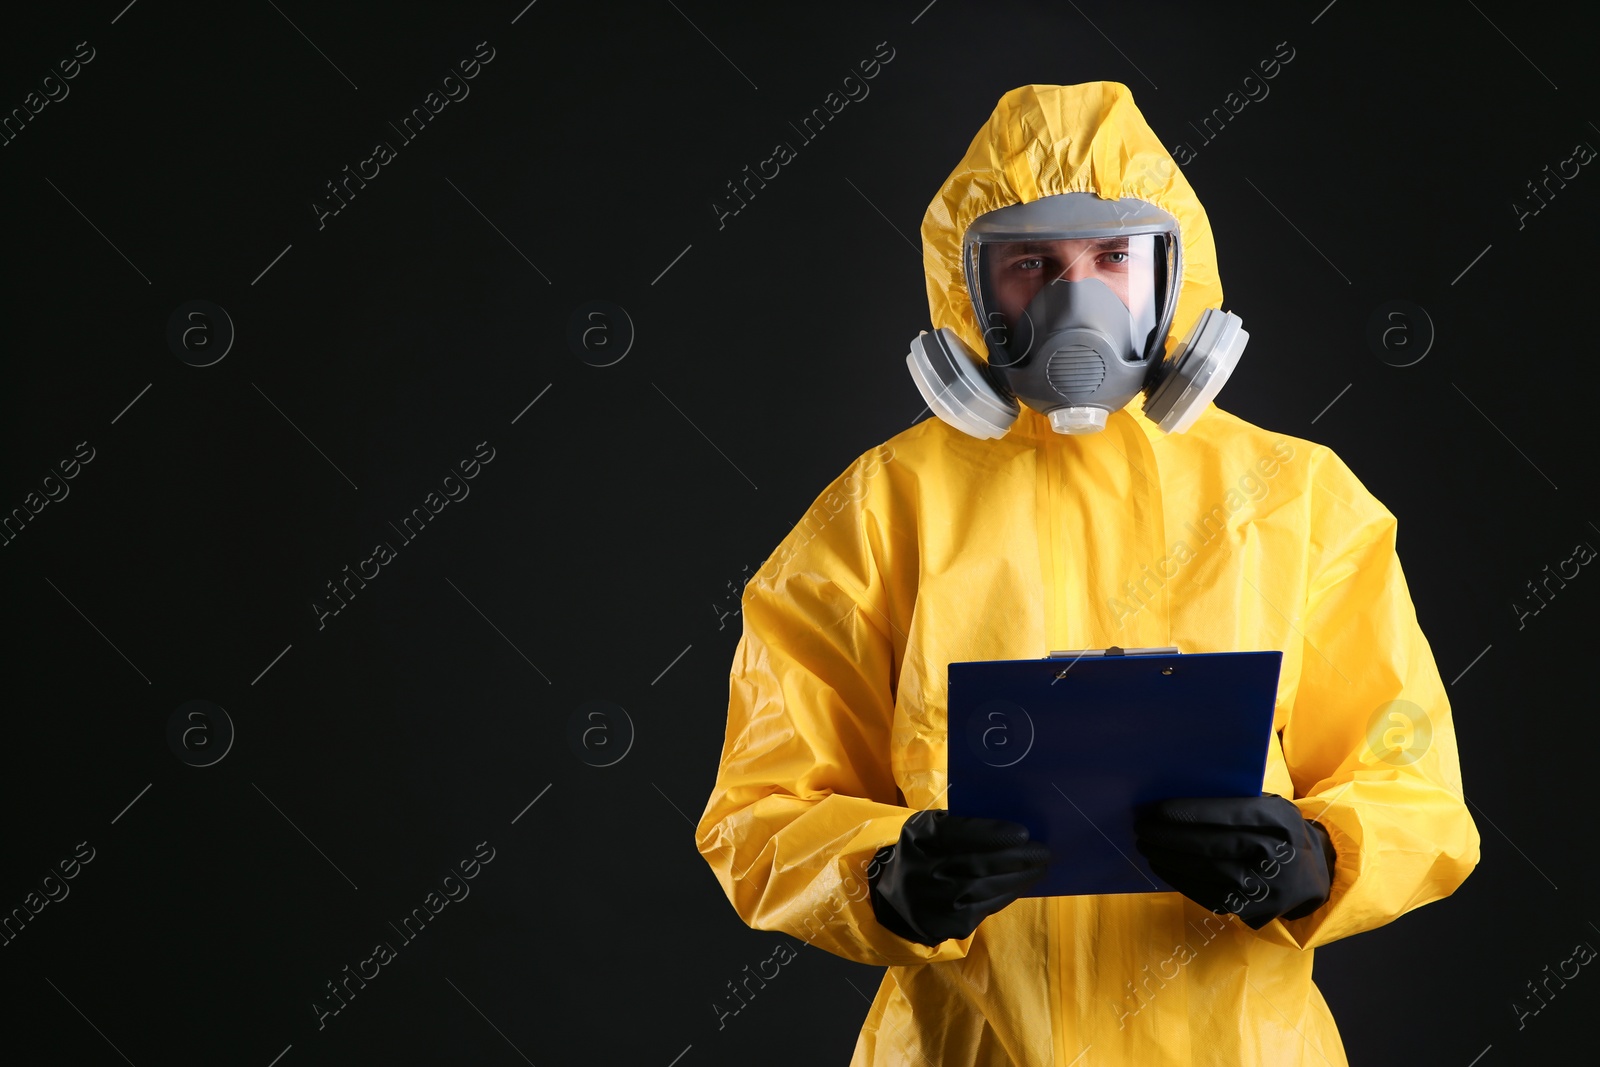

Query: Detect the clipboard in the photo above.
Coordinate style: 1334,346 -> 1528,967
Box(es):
945,647 -> 1282,898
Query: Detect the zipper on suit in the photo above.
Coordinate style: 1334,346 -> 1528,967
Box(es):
1036,430 -> 1072,1066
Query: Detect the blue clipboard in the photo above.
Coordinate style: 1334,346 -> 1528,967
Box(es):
946,647 -> 1282,898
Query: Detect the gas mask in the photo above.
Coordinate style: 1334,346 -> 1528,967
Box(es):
906,193 -> 1248,438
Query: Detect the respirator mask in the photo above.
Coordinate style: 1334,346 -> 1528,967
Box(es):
906,193 -> 1248,438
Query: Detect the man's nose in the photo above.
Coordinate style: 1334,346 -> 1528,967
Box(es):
1060,256 -> 1097,283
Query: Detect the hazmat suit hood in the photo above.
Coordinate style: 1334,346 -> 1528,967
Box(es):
921,82 -> 1224,426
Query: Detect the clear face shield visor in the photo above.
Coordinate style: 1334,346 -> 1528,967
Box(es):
963,194 -> 1183,374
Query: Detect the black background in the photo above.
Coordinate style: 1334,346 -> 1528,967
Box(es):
1,2 -> 1595,1064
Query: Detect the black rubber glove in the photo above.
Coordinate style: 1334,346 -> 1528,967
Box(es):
868,809 -> 1050,946
1132,793 -> 1336,930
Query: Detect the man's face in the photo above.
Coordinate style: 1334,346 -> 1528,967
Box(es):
982,235 -> 1154,348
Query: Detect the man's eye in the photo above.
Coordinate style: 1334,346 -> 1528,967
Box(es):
1014,257 -> 1044,270
1101,251 -> 1129,265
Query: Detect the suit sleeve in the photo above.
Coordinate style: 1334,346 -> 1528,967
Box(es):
1269,447 -> 1481,950
693,448 -> 974,966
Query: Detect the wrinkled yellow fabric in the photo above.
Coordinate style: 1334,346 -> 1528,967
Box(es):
694,82 -> 1479,1067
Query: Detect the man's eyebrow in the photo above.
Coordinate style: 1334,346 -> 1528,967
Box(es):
999,236 -> 1130,253
997,240 -> 1054,254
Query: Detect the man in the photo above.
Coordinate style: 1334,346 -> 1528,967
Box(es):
694,81 -> 1478,1066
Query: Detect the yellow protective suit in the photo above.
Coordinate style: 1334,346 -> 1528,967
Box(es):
694,81 -> 1479,1066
